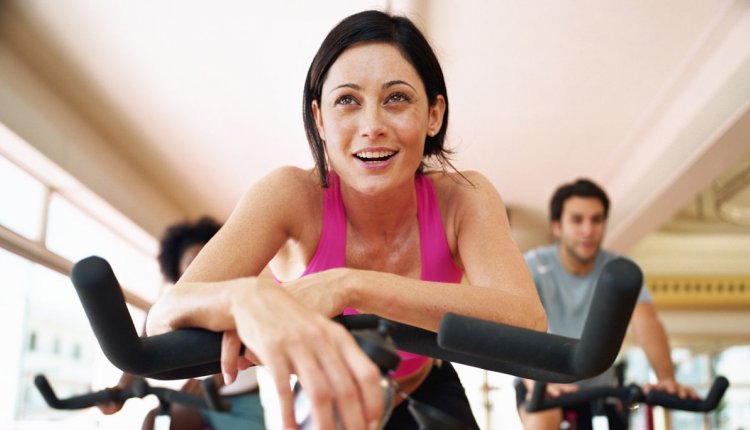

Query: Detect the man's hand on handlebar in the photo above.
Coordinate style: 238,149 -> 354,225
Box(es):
643,377 -> 699,400
96,373 -> 134,415
523,378 -> 579,399
97,397 -> 126,415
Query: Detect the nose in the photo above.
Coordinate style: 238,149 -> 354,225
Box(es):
360,105 -> 387,140
580,221 -> 595,237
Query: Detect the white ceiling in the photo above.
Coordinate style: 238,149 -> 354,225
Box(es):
6,0 -> 750,251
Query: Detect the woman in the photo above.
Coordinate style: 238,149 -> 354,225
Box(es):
147,10 -> 546,430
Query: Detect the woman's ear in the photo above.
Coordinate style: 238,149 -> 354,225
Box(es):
311,100 -> 325,141
427,95 -> 446,137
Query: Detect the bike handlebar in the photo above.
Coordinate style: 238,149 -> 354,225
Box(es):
437,258 -> 642,381
644,376 -> 729,412
525,376 -> 729,413
71,255 -> 642,383
34,374 -> 228,411
34,374 -> 135,409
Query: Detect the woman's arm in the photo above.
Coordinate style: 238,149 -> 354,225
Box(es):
285,171 -> 547,333
146,167 -> 384,430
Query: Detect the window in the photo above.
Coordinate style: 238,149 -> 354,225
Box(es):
28,332 -> 37,351
0,155 -> 46,241
0,145 -> 157,427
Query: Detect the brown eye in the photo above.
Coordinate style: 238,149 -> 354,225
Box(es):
336,95 -> 358,106
386,92 -> 410,103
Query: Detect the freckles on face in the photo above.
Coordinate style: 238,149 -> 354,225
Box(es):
315,43 -> 432,173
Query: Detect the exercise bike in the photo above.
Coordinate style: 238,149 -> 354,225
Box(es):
69,255 -> 645,429
34,373 -> 228,430
523,376 -> 729,430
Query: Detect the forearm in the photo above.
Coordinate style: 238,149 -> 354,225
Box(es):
346,270 -> 546,333
631,303 -> 675,381
642,326 -> 675,381
146,278 -> 250,335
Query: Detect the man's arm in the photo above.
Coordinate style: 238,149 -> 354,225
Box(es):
629,302 -> 697,398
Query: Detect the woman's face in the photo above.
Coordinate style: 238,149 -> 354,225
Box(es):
312,42 -> 445,195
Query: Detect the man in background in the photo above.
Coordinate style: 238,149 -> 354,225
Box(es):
516,179 -> 696,430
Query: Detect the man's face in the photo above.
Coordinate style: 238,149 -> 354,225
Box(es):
552,196 -> 606,265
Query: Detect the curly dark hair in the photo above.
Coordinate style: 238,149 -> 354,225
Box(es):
157,216 -> 222,283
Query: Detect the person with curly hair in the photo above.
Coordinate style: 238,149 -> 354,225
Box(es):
99,217 -> 265,430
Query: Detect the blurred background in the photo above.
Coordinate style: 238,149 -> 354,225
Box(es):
0,0 -> 748,428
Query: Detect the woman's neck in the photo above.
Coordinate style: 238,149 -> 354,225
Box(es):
340,176 -> 418,241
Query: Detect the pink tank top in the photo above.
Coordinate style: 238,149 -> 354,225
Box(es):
300,171 -> 463,378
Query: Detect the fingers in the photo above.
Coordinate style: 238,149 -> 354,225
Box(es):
97,401 -> 123,415
267,357 -> 299,430
683,386 -> 699,400
230,282 -> 380,429
547,383 -> 578,397
334,324 -> 384,428
242,347 -> 261,367
278,321 -> 379,430
237,355 -> 255,371
290,343 -> 337,430
644,380 -> 700,400
221,330 -> 242,385
181,379 -> 203,396
300,324 -> 369,430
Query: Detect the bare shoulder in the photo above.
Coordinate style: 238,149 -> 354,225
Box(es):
428,170 -> 502,208
243,166 -> 320,204
234,166 -> 322,232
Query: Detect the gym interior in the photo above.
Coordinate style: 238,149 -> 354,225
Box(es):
1,1 -> 748,429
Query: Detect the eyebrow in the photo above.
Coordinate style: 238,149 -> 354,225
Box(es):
328,80 -> 418,94
383,80 -> 417,92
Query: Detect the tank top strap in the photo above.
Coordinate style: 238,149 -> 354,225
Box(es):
415,174 -> 463,283
301,171 -> 346,276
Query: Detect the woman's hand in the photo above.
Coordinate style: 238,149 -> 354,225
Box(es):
223,277 -> 383,430
282,268 -> 352,317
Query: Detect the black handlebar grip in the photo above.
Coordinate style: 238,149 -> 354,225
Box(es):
71,256 -> 225,379
644,376 -> 729,412
438,313 -> 582,382
573,258 -> 642,376
339,314 -> 575,380
71,256 -> 640,382
525,382 -> 643,412
70,257 -> 145,374
526,381 -> 547,412
34,374 -> 131,410
437,258 -> 642,382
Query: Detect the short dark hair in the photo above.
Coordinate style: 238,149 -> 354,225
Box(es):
303,9 -> 451,187
157,216 -> 222,283
549,178 -> 610,222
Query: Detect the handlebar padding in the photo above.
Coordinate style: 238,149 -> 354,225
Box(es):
71,256 -> 225,379
437,258 -> 642,382
34,375 -> 132,409
71,256 -> 641,382
524,377 -> 729,413
525,382 -> 642,411
644,376 -> 729,412
35,374 -> 229,412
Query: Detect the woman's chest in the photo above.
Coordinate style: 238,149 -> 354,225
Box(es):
345,226 -> 423,279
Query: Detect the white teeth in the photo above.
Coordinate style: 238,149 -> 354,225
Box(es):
356,150 -> 395,159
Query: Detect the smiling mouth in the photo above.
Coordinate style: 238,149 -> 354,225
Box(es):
353,150 -> 398,163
